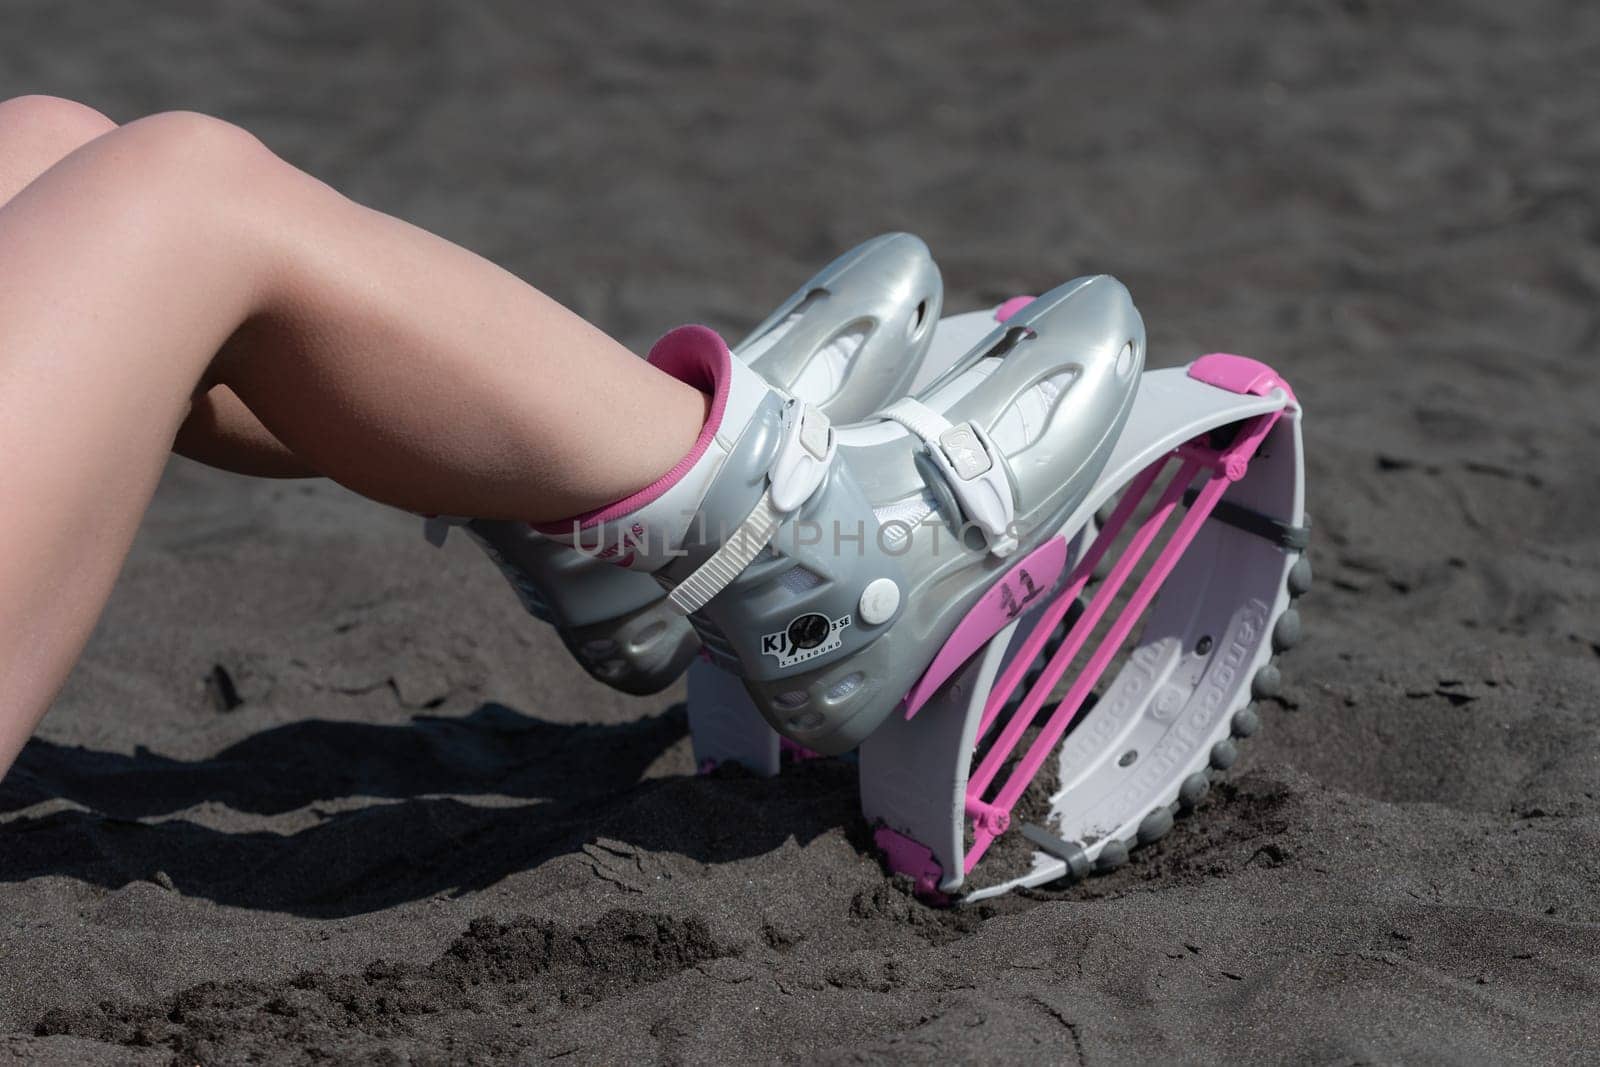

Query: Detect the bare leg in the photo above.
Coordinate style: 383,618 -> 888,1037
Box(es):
172,385 -> 319,477
0,106 -> 708,775
0,95 -> 318,478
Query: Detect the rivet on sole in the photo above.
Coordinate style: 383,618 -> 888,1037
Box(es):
1178,771 -> 1211,810
1094,839 -> 1129,871
1252,664 -> 1282,700
1287,556 -> 1314,598
1231,705 -> 1261,738
1137,808 -> 1175,844
1272,610 -> 1302,652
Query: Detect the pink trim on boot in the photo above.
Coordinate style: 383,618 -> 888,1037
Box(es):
901,534 -> 1069,720
1187,352 -> 1298,405
532,325 -> 730,534
994,295 -> 1036,323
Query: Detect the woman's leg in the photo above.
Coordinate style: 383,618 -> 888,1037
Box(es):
0,95 -> 318,478
0,95 -> 113,196
172,385 -> 320,477
0,107 -> 709,775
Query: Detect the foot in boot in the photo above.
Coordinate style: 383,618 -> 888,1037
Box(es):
544,274 -> 1145,753
448,233 -> 944,694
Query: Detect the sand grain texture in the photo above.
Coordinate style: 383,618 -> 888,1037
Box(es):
3,1 -> 1598,1063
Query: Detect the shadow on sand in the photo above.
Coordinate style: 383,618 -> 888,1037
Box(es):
0,703 -> 862,918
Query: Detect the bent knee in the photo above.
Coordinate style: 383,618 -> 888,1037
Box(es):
0,94 -> 117,154
112,111 -> 285,191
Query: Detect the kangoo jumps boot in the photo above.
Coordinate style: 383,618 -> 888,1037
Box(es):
438,233 -> 943,695
540,275 -> 1145,753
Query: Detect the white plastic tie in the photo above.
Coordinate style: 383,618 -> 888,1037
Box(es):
667,492 -> 784,615
769,400 -> 835,513
879,397 -> 950,445
668,400 -> 836,615
668,399 -> 838,617
880,399 -> 1018,557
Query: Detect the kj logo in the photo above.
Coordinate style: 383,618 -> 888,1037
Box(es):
761,611 -> 852,669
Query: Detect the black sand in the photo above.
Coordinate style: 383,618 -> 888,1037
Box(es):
3,2 -> 1598,1062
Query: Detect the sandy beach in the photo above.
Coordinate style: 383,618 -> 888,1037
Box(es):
3,1 -> 1598,1062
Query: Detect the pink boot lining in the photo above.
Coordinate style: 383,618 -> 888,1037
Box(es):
531,324 -> 729,535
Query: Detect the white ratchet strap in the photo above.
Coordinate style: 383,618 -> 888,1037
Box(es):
668,400 -> 835,615
879,397 -> 1019,557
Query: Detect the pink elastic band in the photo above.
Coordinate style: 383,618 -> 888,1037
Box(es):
531,324 -> 729,534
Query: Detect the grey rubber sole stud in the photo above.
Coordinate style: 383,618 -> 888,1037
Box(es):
1137,807 -> 1175,844
1094,839 -> 1130,872
1231,705 -> 1261,738
1272,609 -> 1301,652
1287,555 -> 1313,598
1177,770 -> 1211,810
1252,664 -> 1282,700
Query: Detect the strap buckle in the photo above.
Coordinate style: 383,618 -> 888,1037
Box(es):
925,420 -> 1018,557
879,398 -> 1019,558
769,400 -> 835,513
666,400 -> 835,616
